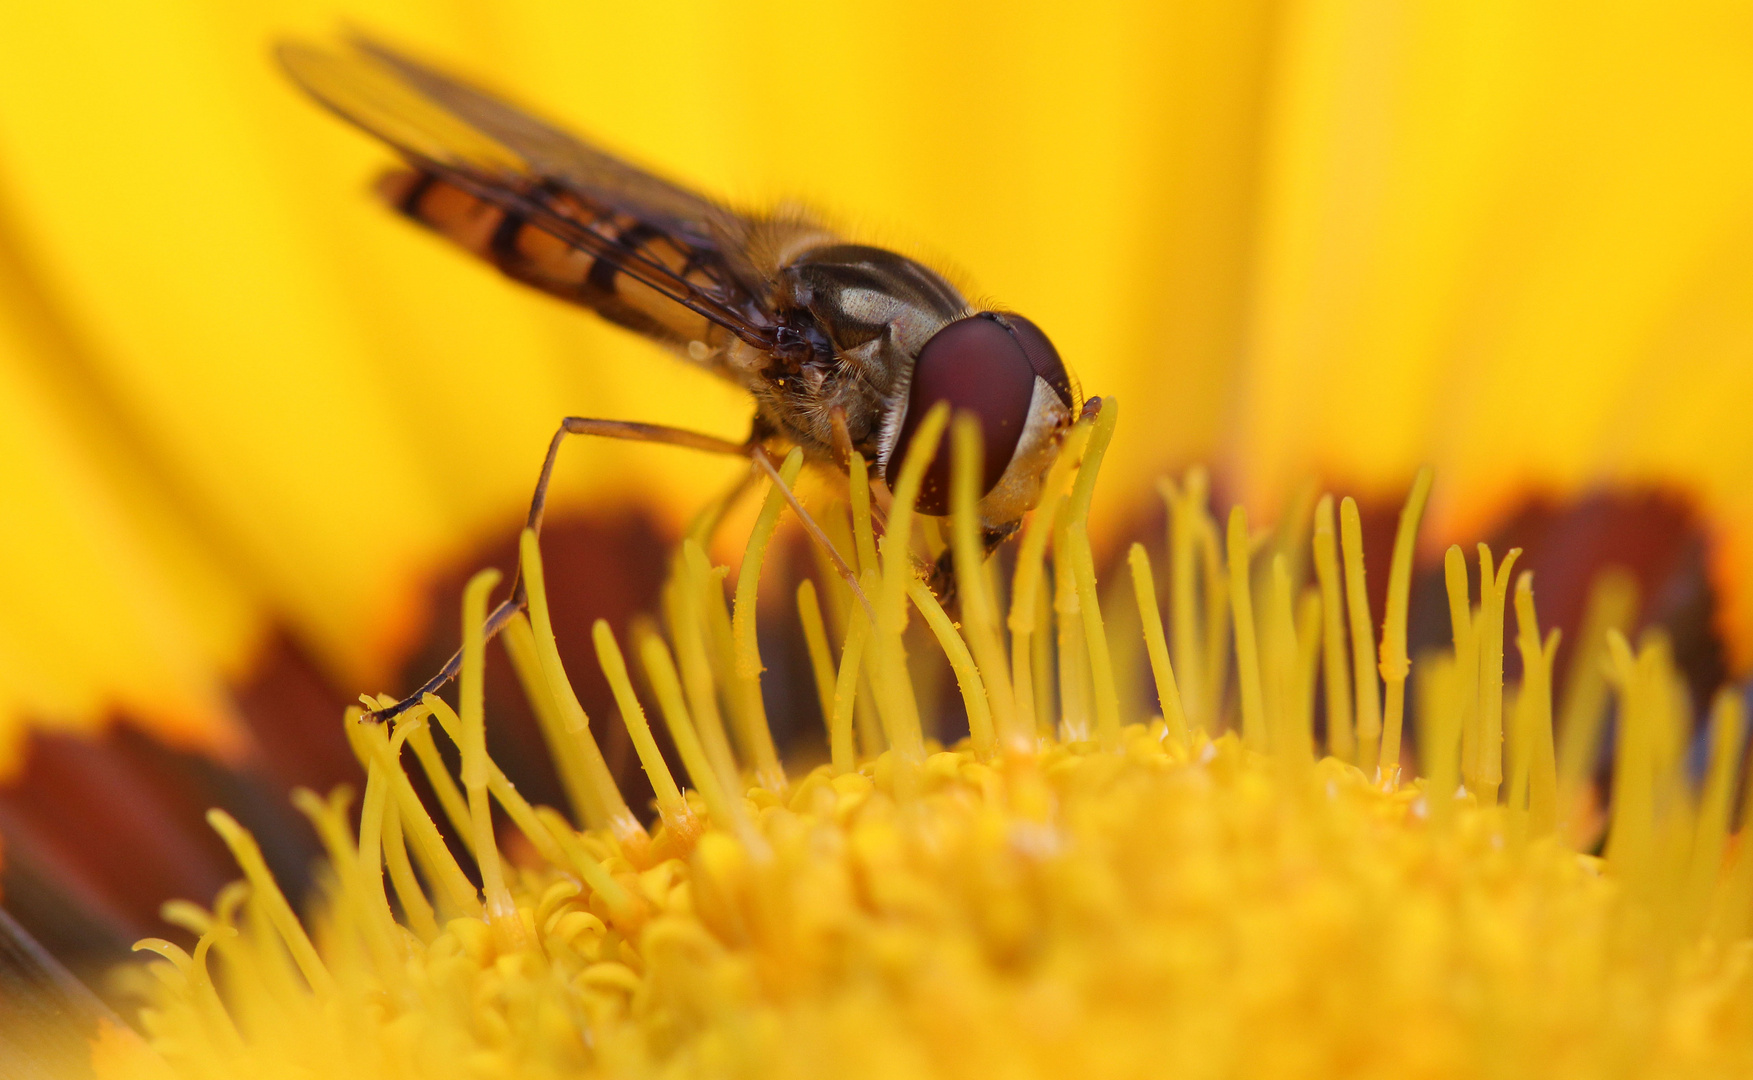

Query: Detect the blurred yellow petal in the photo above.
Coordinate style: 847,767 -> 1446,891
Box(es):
1235,0 -> 1753,660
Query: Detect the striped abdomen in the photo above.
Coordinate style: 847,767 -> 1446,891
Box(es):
379,168 -> 722,351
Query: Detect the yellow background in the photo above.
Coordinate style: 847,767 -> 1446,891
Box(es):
0,0 -> 1747,769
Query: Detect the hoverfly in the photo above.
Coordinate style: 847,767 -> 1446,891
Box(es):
279,38 -> 1084,720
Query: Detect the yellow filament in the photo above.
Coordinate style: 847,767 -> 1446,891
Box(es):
292,785 -> 398,971
1474,545 -> 1521,805
520,529 -> 646,846
1376,466 -> 1433,783
392,704 -> 474,854
1063,398 -> 1121,749
348,712 -> 478,918
1686,691 -> 1744,928
847,449 -> 880,576
459,568 -> 521,942
841,465 -> 886,758
1555,568 -> 1639,837
906,576 -> 995,757
871,402 -> 949,765
1511,572 -> 1560,837
380,797 -> 438,942
419,694 -> 568,868
733,447 -> 804,680
207,809 -> 334,996
796,579 -> 839,738
1227,506 -> 1266,752
1339,497 -> 1382,767
1007,420 -> 1092,740
1264,555 -> 1311,767
320,766 -> 388,935
593,619 -> 698,840
919,516 -> 947,564
828,572 -> 877,774
669,544 -> 740,792
1053,507 -> 1091,741
1270,481 -> 1318,596
951,413 -> 1019,746
1293,586 -> 1322,759
1604,631 -> 1654,878
692,539 -> 785,793
1712,697 -> 1753,940
1160,474 -> 1205,729
1312,496 -> 1355,763
634,629 -> 749,840
1127,543 -> 1188,743
1198,513 -> 1231,730
1443,546 -> 1481,794
501,611 -> 597,830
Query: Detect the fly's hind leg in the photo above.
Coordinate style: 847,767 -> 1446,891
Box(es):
365,417 -> 749,723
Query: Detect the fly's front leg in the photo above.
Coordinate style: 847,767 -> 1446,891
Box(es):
365,417 -> 749,723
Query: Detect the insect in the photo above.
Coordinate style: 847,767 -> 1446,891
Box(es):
279,37 -> 1084,720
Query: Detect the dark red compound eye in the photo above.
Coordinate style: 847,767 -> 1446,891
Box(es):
885,311 -> 1069,515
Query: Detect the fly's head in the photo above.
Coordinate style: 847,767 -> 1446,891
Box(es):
770,243 -> 1080,537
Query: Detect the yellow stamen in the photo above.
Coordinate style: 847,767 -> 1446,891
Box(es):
827,571 -> 877,774
379,795 -> 439,941
1064,398 -> 1122,749
1687,690 -> 1744,930
347,711 -> 478,918
593,619 -> 699,842
634,628 -> 755,846
1511,572 -> 1560,837
668,543 -> 741,793
419,694 -> 569,868
732,447 -> 804,682
1197,509 -> 1231,732
1127,542 -> 1188,744
501,611 -> 598,830
206,808 -> 334,996
519,528 -> 647,848
458,567 -> 524,946
1339,496 -> 1382,766
1443,545 -> 1482,794
1008,420 -> 1092,744
847,448 -> 881,577
951,413 -> 1020,746
1263,554 -> 1313,767
1376,466 -> 1432,784
1053,503 -> 1091,741
796,578 -> 838,740
1473,544 -> 1521,805
1555,567 -> 1638,843
1311,496 -> 1354,763
1228,505 -> 1266,752
906,576 -> 994,757
692,538 -> 785,793
870,402 -> 949,766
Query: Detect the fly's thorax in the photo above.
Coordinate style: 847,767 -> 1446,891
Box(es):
740,244 -> 969,462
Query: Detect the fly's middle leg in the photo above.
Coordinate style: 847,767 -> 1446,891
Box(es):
365,417 -> 748,723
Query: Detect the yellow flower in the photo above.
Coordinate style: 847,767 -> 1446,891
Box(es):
92,405 -> 1753,1079
0,2 -> 1749,774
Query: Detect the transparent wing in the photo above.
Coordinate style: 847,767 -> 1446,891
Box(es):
278,37 -> 781,348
